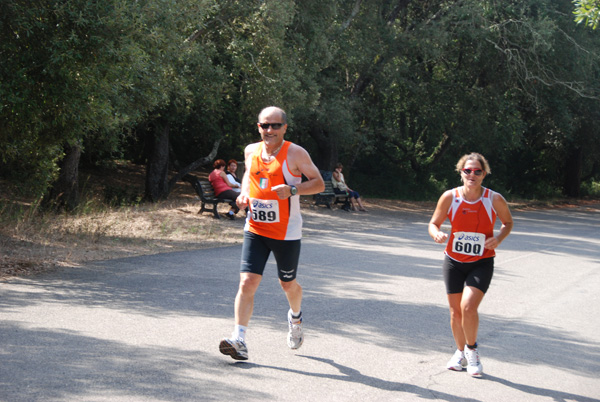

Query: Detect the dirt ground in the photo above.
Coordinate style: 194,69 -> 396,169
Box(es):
0,194 -> 435,280
1,162 -> 595,281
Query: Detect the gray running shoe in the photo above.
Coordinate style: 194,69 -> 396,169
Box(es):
465,346 -> 483,377
446,349 -> 467,371
287,311 -> 304,349
219,338 -> 248,360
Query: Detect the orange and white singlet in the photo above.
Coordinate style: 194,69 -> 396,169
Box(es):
244,141 -> 303,240
444,187 -> 497,263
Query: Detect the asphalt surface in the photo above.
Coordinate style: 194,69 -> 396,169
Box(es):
1,203 -> 599,401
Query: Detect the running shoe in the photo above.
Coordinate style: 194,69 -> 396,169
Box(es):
446,349 -> 467,371
287,311 -> 304,349
219,338 -> 248,360
464,346 -> 483,377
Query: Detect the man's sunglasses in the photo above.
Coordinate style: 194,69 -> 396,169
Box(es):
258,123 -> 284,130
461,168 -> 484,176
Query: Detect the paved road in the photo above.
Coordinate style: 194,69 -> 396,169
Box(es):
1,203 -> 599,401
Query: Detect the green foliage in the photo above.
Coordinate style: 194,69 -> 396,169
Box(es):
347,0 -> 600,199
1,0 -> 215,192
573,0 -> 600,29
2,0 -> 599,202
1,1 -> 150,188
580,179 -> 600,196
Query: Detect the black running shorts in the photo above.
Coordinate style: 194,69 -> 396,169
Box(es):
240,231 -> 301,282
443,255 -> 494,294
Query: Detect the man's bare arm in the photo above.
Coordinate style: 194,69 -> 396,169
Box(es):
271,143 -> 324,199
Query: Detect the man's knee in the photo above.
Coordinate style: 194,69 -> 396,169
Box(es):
280,279 -> 301,293
239,273 -> 261,294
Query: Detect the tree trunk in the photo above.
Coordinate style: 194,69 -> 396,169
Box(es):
308,125 -> 338,171
42,142 -> 82,211
563,147 -> 582,197
144,122 -> 170,202
167,137 -> 222,193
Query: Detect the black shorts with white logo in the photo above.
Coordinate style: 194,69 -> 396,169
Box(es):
240,231 -> 301,282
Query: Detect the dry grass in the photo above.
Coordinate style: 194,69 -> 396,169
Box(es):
0,163 -> 245,280
0,201 -> 247,278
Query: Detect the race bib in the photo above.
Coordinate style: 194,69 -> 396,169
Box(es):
452,232 -> 485,256
250,198 -> 280,223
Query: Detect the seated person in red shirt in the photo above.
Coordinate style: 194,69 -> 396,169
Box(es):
209,159 -> 241,219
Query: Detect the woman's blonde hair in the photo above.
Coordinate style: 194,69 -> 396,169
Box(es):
455,152 -> 491,174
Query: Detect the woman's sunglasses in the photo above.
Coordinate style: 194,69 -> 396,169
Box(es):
461,168 -> 484,176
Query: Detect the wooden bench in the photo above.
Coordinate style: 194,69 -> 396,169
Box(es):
184,175 -> 235,219
313,179 -> 335,208
313,171 -> 350,210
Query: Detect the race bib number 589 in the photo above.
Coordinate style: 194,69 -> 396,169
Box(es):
250,198 -> 280,223
452,232 -> 485,256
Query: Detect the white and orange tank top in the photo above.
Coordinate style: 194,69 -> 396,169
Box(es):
244,141 -> 303,240
444,187 -> 497,263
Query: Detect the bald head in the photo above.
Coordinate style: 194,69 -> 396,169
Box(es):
258,106 -> 287,124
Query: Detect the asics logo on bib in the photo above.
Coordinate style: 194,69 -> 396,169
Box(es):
457,233 -> 481,242
252,200 -> 274,209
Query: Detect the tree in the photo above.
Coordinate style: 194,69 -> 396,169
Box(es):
3,0 -> 599,205
141,0 -> 294,201
345,0 -> 600,198
491,0 -> 600,196
1,0 -> 172,207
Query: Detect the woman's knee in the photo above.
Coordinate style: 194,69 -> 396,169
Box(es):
461,301 -> 480,318
461,287 -> 484,313
449,306 -> 462,321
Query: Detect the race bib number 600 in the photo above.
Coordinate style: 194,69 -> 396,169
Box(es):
250,198 -> 280,223
452,231 -> 485,256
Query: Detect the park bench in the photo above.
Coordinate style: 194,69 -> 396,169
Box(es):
184,175 -> 235,219
313,171 -> 350,210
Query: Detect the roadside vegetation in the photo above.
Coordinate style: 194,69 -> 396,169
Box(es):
2,162 -> 597,280
0,163 -> 244,279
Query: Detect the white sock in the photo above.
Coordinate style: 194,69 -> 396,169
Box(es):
232,325 -> 247,341
290,309 -> 302,320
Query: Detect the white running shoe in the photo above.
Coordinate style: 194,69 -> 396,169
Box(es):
219,338 -> 248,360
287,311 -> 304,349
446,349 -> 467,371
464,346 -> 483,377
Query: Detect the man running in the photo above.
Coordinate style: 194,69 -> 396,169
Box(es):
219,106 -> 324,360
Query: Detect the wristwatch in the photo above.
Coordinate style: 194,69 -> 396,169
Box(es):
290,185 -> 298,196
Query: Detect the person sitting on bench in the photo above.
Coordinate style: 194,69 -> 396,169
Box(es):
209,159 -> 241,219
332,163 -> 367,212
